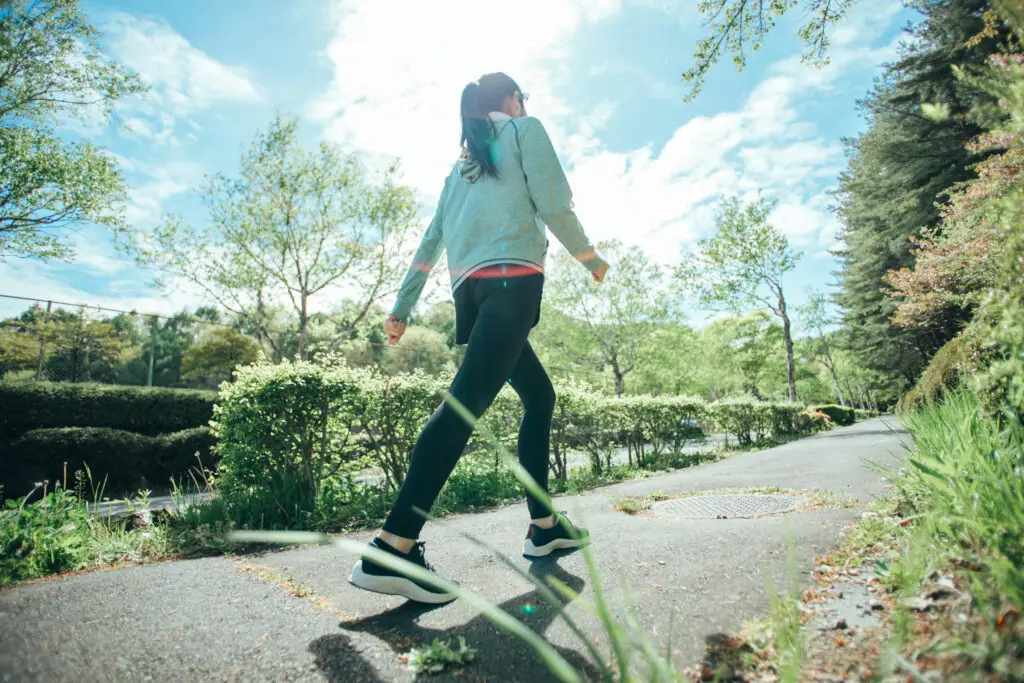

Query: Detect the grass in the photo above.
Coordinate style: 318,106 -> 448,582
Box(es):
717,387 -> 1024,681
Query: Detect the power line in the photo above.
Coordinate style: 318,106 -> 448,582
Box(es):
0,293 -> 616,380
0,293 -> 233,328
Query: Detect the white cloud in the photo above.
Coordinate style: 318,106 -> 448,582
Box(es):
105,13 -> 262,144
556,18 -> 902,268
308,0 -> 621,196
0,259 -> 196,319
123,160 -> 205,228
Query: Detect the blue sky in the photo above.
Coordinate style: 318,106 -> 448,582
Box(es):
0,0 -> 918,325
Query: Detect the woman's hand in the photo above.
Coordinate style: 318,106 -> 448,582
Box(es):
593,261 -> 610,283
384,315 -> 407,346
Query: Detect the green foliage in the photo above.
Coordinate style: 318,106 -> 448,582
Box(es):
899,332 -> 971,411
808,404 -> 855,426
676,196 -> 801,401
898,388 -> 1024,611
541,240 -> 669,395
381,326 -> 456,377
835,0 -> 1005,392
131,114 -> 419,361
180,327 -> 263,389
0,0 -> 146,260
2,426 -> 215,496
404,637 -> 476,675
954,1 -> 1024,419
707,397 -> 822,445
0,381 -> 216,439
708,396 -> 769,445
212,359 -> 364,529
0,481 -> 92,585
358,369 -> 446,491
681,0 -> 851,102
609,394 -> 706,468
794,409 -> 832,433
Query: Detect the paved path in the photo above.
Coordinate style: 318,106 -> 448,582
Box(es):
0,418 -> 907,683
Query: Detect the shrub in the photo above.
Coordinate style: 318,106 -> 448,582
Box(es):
810,404 -> 855,426
155,427 -> 217,485
1,482 -> 92,585
604,395 -> 706,467
0,382 -> 217,440
795,409 -> 832,434
357,369 -> 447,491
1,426 -> 217,497
212,359 -> 365,529
766,402 -> 804,437
708,396 -> 770,445
900,333 -> 972,411
854,408 -> 880,420
550,380 -> 615,476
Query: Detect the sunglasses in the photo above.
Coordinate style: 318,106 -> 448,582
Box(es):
518,91 -> 529,106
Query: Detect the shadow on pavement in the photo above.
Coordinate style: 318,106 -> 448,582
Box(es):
309,631 -> 388,683
311,555 -> 602,682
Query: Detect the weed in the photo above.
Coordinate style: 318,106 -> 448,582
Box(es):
403,637 -> 477,675
613,497 -> 651,515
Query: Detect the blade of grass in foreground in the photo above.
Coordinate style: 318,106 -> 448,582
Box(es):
230,529 -> 582,683
443,393 -> 634,677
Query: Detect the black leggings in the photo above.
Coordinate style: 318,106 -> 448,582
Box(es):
382,269 -> 553,539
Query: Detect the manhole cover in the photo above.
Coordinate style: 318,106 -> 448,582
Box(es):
650,494 -> 807,519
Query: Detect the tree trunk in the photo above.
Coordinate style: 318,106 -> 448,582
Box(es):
822,347 -> 845,406
610,356 -> 624,396
298,293 -> 309,361
778,291 -> 797,402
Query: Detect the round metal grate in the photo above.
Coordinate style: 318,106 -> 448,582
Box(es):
650,494 -> 807,519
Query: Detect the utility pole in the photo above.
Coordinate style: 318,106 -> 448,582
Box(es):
147,315 -> 158,387
34,301 -> 53,381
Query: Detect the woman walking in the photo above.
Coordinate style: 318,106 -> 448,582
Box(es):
349,72 -> 609,604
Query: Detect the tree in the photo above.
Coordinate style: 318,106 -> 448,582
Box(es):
1,0 -> 145,260
631,324 -> 706,396
797,290 -> 847,405
133,115 -> 419,360
834,0 -> 1007,389
676,196 -> 801,401
180,327 -> 263,389
883,129 -> 1013,329
542,240 -> 669,395
682,0 -> 852,100
383,326 -> 454,376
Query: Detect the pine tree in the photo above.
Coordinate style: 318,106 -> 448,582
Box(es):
834,0 -> 1008,391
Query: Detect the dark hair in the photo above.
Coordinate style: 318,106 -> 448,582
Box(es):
460,72 -> 521,179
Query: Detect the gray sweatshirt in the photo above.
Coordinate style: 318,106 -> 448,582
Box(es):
391,112 -> 605,321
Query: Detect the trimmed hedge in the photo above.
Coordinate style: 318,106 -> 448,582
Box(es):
854,408 -> 881,420
810,404 -> 855,426
1,382 -> 217,439
1,426 -> 215,497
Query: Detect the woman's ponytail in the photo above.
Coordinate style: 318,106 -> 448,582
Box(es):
460,81 -> 498,179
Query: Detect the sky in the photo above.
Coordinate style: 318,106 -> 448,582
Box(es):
0,0 -> 920,326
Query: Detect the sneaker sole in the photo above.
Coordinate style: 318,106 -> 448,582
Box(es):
348,561 -> 457,604
522,536 -> 590,558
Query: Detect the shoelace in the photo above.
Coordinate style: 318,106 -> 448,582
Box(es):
410,541 -> 437,573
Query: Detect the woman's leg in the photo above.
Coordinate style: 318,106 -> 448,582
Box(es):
381,277 -> 542,542
507,341 -> 556,522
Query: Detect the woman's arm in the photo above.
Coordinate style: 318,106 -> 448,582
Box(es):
391,184 -> 447,323
518,117 -> 607,275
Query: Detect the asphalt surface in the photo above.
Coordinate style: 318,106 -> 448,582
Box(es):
0,418 -> 908,683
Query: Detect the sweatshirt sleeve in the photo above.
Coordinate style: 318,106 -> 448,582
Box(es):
391,185 -> 447,322
518,117 -> 605,273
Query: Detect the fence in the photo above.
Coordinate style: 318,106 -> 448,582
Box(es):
0,294 -> 240,389
0,293 -> 618,392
